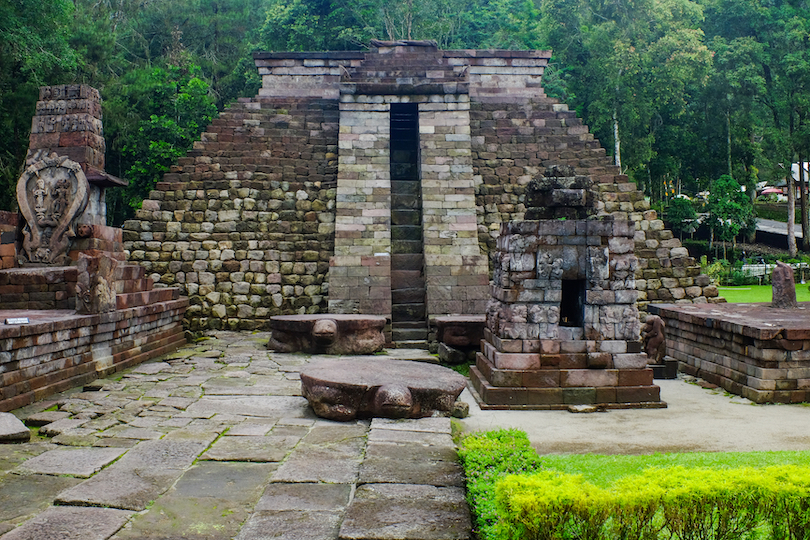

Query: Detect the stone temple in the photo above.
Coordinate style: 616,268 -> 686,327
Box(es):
124,41 -> 720,348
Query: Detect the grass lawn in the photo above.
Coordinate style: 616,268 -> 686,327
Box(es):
718,284 -> 810,303
540,450 -> 810,487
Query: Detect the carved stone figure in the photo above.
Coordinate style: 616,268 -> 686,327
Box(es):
266,314 -> 386,355
76,253 -> 118,314
16,154 -> 88,266
642,315 -> 666,364
300,358 -> 467,421
771,261 -> 798,309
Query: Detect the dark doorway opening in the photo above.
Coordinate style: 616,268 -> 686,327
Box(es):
560,279 -> 585,327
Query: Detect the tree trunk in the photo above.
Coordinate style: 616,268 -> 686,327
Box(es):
788,169 -> 798,257
726,109 -> 732,177
799,154 -> 810,251
613,107 -> 621,169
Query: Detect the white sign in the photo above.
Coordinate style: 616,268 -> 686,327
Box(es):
5,318 -> 30,325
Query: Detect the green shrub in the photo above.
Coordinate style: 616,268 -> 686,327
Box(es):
492,464 -> 810,540
457,429 -> 543,540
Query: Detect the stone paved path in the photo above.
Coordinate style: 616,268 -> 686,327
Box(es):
0,332 -> 471,540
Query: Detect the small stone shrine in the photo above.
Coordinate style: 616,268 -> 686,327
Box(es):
0,85 -> 188,412
469,166 -> 664,409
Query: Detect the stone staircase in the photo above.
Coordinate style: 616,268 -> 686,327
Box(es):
390,103 -> 428,348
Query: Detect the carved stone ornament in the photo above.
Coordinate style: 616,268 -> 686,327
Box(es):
16,154 -> 89,266
76,253 -> 118,314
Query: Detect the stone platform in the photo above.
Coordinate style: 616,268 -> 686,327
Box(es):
300,358 -> 467,420
0,301 -> 187,413
267,314 -> 386,355
1,334 -> 471,540
652,302 -> 810,403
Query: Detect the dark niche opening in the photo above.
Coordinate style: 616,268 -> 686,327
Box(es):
560,279 -> 585,327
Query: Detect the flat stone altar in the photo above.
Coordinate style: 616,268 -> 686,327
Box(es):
267,314 -> 386,355
301,358 -> 467,421
652,302 -> 810,403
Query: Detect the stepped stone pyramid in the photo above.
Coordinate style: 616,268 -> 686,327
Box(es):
124,42 -> 720,340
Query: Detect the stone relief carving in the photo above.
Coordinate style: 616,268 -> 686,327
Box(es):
76,253 -> 118,314
16,154 -> 89,266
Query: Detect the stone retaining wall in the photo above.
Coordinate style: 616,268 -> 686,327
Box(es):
653,303 -> 810,403
0,298 -> 188,412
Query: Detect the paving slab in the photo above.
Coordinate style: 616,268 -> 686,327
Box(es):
0,473 -> 82,525
54,440 -> 207,511
181,396 -> 311,419
254,482 -> 352,512
1,506 -> 132,540
272,444 -> 365,484
15,447 -> 126,478
370,417 -> 452,434
338,483 -> 471,540
23,411 -> 72,427
227,420 -> 277,436
39,418 -> 88,437
236,510 -> 343,540
368,429 -> 455,446
0,413 -> 31,443
112,462 -> 275,540
200,435 -> 302,462
358,443 -> 464,487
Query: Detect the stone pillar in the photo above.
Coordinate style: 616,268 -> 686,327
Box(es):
419,101 -> 488,316
329,103 -> 393,316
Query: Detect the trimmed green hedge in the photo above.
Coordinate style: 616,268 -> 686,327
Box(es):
457,429 -> 543,540
458,430 -> 810,540
496,466 -> 810,540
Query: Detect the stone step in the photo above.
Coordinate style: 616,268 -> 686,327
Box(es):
392,303 -> 426,321
391,287 -> 425,304
392,239 -> 422,254
391,270 -> 424,289
391,209 -> 421,226
388,339 -> 430,350
391,180 -> 421,195
391,225 -> 422,241
116,288 -> 180,310
392,326 -> 428,342
390,254 -> 423,271
391,194 -> 419,210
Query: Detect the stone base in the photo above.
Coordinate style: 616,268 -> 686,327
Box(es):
0,300 -> 188,412
268,314 -> 386,355
469,351 -> 665,410
651,357 -> 679,379
653,302 -> 810,404
300,358 -> 467,421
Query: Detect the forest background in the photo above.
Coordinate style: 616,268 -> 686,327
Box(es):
0,0 -> 808,233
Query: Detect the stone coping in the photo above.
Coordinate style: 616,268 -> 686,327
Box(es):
253,49 -> 553,60
0,299 -> 189,339
650,302 -> 810,341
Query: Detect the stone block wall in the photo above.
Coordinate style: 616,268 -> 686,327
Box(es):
0,297 -> 187,412
124,98 -> 339,331
653,303 -> 810,403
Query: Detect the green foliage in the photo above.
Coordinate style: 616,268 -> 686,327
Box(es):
105,66 -> 216,220
457,429 -> 544,540
494,464 -> 810,540
667,197 -> 699,237
707,175 -> 757,245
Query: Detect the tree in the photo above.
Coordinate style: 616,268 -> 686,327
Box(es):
0,0 -> 78,210
706,175 -> 757,258
667,197 -> 699,240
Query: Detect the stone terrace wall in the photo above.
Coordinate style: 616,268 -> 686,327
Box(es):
125,47 -> 720,333
124,98 -> 339,331
469,97 -> 721,314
